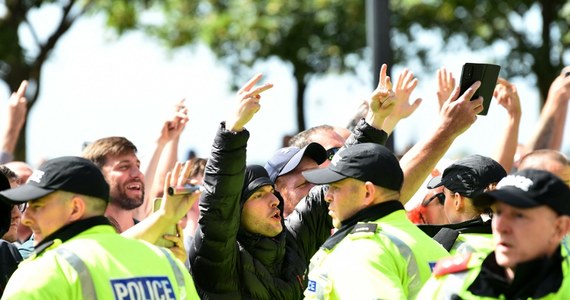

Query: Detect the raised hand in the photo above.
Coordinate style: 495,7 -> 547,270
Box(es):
494,78 -> 521,118
366,64 -> 396,128
158,161 -> 200,224
391,68 -> 422,120
226,73 -> 273,132
438,81 -> 483,138
157,99 -> 190,144
2,80 -> 29,155
436,67 -> 456,112
547,68 -> 570,103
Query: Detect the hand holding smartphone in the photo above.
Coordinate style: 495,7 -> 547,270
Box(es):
459,63 -> 501,115
153,197 -> 177,248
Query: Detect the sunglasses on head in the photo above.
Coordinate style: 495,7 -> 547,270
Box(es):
422,192 -> 445,207
326,147 -> 340,161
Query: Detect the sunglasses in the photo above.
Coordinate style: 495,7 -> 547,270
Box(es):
422,192 -> 445,207
16,203 -> 27,213
326,147 -> 340,161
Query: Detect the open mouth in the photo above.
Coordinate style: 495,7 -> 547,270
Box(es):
271,211 -> 281,221
126,183 -> 142,191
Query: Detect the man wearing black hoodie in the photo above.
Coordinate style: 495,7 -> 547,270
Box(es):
0,172 -> 21,296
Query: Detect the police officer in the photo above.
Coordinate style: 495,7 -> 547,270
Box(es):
0,156 -> 199,299
302,143 -> 449,299
424,154 -> 506,255
418,169 -> 570,299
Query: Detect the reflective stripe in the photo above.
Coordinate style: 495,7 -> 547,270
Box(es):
54,247 -> 98,300
439,271 -> 469,298
381,231 -> 422,299
454,239 -> 476,255
158,247 -> 187,300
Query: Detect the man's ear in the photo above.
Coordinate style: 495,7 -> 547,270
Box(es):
363,181 -> 376,205
554,215 -> 570,241
69,196 -> 86,222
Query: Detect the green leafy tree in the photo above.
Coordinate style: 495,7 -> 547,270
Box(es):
1,0 -> 368,161
142,0 -> 368,132
391,0 -> 570,103
0,0 -> 152,161
1,1 -> 88,161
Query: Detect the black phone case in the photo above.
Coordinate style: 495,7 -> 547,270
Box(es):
459,63 -> 501,116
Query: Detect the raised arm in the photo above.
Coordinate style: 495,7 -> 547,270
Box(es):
1,81 -> 28,164
134,100 -> 190,220
189,74 -> 273,295
525,69 -> 570,151
493,78 -> 522,172
398,82 -> 484,204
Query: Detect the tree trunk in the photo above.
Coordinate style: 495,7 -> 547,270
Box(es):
294,71 -> 307,133
534,0 -> 560,106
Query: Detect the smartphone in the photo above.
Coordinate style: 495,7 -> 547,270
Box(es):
153,197 -> 176,248
459,63 -> 501,116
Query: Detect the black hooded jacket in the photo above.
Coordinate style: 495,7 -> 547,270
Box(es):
188,119 -> 387,299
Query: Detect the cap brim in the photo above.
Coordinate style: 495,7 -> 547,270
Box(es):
427,176 -> 444,189
0,184 -> 54,204
302,168 -> 347,185
473,187 -> 541,209
279,143 -> 326,177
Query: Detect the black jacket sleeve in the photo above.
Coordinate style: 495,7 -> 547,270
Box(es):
0,240 -> 22,296
189,122 -> 249,299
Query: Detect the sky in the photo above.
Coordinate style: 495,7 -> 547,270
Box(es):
0,5 -> 569,170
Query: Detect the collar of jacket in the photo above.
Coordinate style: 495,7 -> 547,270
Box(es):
237,229 -> 286,274
419,216 -> 492,238
33,216 -> 112,256
468,246 -> 564,298
321,200 -> 403,250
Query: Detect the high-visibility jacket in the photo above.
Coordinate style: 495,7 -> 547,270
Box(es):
421,216 -> 493,255
304,201 -> 449,300
418,248 -> 570,299
450,233 -> 494,255
2,217 -> 199,300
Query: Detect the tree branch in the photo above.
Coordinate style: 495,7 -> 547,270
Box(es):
23,16 -> 41,49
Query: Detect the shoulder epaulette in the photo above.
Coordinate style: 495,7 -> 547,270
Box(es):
433,253 -> 472,278
350,223 -> 377,234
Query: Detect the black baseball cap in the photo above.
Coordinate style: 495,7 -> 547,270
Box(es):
265,142 -> 327,182
241,165 -> 274,204
302,143 -> 403,191
427,155 -> 506,197
474,169 -> 570,215
0,156 -> 110,204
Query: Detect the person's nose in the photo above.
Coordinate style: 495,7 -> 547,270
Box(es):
131,167 -> 144,180
21,209 -> 33,227
269,194 -> 279,208
493,214 -> 510,234
325,187 -> 333,203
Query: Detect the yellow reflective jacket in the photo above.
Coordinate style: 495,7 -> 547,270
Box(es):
2,217 -> 199,300
418,248 -> 570,299
304,201 -> 449,300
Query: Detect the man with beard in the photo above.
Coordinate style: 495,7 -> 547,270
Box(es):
82,137 -> 145,232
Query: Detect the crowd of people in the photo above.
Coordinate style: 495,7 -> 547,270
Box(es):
0,63 -> 569,299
